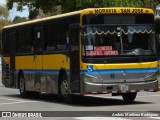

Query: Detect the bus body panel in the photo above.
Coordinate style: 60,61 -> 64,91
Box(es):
2,54 -> 71,94
82,79 -> 158,94
2,57 -> 11,87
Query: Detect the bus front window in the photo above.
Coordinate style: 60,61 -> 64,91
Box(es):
82,25 -> 156,57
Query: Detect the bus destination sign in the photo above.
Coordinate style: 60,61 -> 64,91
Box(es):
95,8 -> 145,14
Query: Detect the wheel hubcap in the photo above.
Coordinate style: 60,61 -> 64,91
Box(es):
20,78 -> 24,93
61,80 -> 69,97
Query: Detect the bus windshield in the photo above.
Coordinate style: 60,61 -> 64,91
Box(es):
82,25 -> 156,57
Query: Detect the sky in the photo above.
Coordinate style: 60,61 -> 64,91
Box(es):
0,0 -> 29,21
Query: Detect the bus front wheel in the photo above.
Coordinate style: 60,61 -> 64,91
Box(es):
122,92 -> 137,103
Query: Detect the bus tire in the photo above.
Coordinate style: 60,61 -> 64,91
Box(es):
19,74 -> 29,97
122,92 -> 137,103
59,76 -> 72,103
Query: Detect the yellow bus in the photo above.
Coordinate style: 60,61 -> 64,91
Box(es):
1,7 -> 159,103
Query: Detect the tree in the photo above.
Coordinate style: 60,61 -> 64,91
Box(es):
12,16 -> 28,24
0,5 -> 9,19
0,6 -> 9,31
0,6 -> 9,30
0,6 -> 10,52
7,0 -> 60,19
6,0 -> 159,19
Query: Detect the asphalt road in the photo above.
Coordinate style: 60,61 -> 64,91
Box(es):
0,79 -> 159,120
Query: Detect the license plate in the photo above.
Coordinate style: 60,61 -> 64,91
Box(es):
119,85 -> 129,91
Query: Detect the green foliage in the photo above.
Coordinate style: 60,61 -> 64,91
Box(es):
147,0 -> 159,8
12,16 -> 28,24
0,5 -> 9,19
0,20 -> 9,30
6,0 -> 159,19
0,5 -> 9,46
59,0 -> 157,12
7,0 -> 58,19
106,0 -> 144,7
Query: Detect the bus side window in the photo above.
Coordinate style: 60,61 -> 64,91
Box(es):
47,24 -> 57,51
26,27 -> 33,53
18,28 -> 26,53
56,23 -> 66,50
34,27 -> 44,52
3,31 -> 9,54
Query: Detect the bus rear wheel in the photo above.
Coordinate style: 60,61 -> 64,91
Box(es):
19,74 -> 29,97
122,92 -> 137,103
59,78 -> 72,103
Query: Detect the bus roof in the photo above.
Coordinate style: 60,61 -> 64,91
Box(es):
3,10 -> 82,29
3,7 -> 154,29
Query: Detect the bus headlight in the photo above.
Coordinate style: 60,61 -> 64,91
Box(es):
83,74 -> 103,83
144,72 -> 158,81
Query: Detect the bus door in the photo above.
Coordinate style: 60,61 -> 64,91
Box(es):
33,27 -> 43,92
156,19 -> 160,57
9,32 -> 16,87
155,20 -> 160,72
69,24 -> 80,93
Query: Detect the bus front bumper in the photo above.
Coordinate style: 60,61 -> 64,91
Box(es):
82,80 -> 158,94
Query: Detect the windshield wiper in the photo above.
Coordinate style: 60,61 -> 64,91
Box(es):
131,48 -> 145,55
125,48 -> 145,62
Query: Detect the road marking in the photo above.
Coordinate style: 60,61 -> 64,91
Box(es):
75,116 -> 160,120
0,97 -> 39,102
0,101 -> 38,106
0,97 -> 30,102
75,117 -> 130,120
0,97 -> 38,106
138,95 -> 160,98
150,117 -> 160,120
86,94 -> 160,99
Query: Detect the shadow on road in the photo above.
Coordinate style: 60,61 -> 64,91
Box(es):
1,93 -> 153,107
